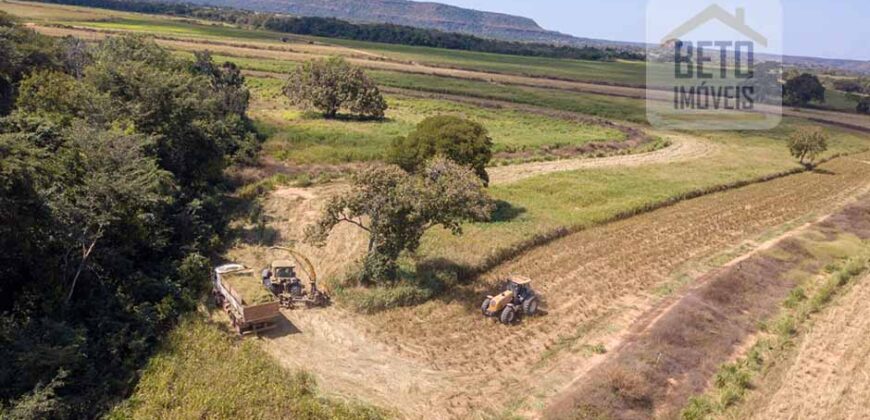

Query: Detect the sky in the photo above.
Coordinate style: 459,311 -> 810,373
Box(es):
431,0 -> 870,60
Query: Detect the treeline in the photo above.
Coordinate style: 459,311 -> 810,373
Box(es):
0,12 -> 259,418
36,0 -> 644,61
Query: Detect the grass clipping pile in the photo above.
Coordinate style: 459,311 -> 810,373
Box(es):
223,271 -> 275,305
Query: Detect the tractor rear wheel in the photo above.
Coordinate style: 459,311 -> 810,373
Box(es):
481,298 -> 492,316
523,297 -> 539,316
500,305 -> 516,324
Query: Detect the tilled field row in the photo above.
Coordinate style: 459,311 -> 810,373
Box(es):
361,154 -> 870,417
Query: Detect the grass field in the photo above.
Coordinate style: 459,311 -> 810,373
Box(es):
246,77 -> 628,165
107,315 -> 383,419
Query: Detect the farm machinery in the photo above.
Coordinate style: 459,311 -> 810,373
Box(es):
481,275 -> 540,324
262,246 -> 330,309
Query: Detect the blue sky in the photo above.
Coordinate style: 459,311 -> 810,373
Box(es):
432,0 -> 870,60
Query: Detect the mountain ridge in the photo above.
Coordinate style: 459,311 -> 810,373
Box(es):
169,0 -> 637,48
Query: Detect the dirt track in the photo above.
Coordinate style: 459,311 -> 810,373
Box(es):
488,132 -> 716,185
234,154 -> 870,418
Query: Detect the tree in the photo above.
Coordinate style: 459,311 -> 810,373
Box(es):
305,157 -> 494,282
283,57 -> 387,119
787,127 -> 828,168
389,115 -> 494,184
783,73 -> 825,106
857,97 -> 870,114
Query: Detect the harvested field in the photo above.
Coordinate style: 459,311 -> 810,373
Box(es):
738,273 -> 870,420
244,154 -> 870,418
543,197 -> 870,419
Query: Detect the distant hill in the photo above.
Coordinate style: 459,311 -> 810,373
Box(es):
165,0 -> 638,49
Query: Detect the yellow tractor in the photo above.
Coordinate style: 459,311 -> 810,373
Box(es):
481,275 -> 539,324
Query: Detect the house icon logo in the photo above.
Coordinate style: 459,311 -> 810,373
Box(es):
661,5 -> 767,47
645,0 -> 783,131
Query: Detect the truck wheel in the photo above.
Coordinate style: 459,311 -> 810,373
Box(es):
500,305 -> 516,324
481,298 -> 492,316
523,297 -> 539,316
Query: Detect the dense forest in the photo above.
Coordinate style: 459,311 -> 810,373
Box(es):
0,12 -> 259,417
36,0 -> 645,61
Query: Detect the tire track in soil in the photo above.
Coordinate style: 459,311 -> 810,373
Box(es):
355,154 -> 870,418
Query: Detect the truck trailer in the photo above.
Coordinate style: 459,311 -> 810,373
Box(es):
212,264 -> 281,335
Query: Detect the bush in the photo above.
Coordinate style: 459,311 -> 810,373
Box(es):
605,367 -> 652,408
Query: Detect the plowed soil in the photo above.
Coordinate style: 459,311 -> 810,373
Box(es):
234,154 -> 870,418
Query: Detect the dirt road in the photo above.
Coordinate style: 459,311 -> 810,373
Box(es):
488,132 -> 716,185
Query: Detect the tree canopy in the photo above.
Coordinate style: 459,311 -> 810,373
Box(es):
389,115 -> 494,184
284,57 -> 387,119
784,73 -> 826,106
0,16 -> 259,418
305,157 -> 494,282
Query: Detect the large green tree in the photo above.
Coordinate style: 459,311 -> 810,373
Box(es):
389,115 -> 494,184
283,56 -> 387,119
305,157 -> 494,282
784,73 -> 826,106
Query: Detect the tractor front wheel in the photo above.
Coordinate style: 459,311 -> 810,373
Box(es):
500,305 -> 516,324
481,298 -> 492,316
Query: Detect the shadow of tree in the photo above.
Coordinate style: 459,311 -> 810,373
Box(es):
490,200 -> 527,222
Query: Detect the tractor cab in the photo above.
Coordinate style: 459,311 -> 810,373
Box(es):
507,275 -> 534,304
263,260 -> 304,297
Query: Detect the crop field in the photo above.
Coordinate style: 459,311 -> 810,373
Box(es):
10,1 -> 870,419
247,77 -> 629,165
